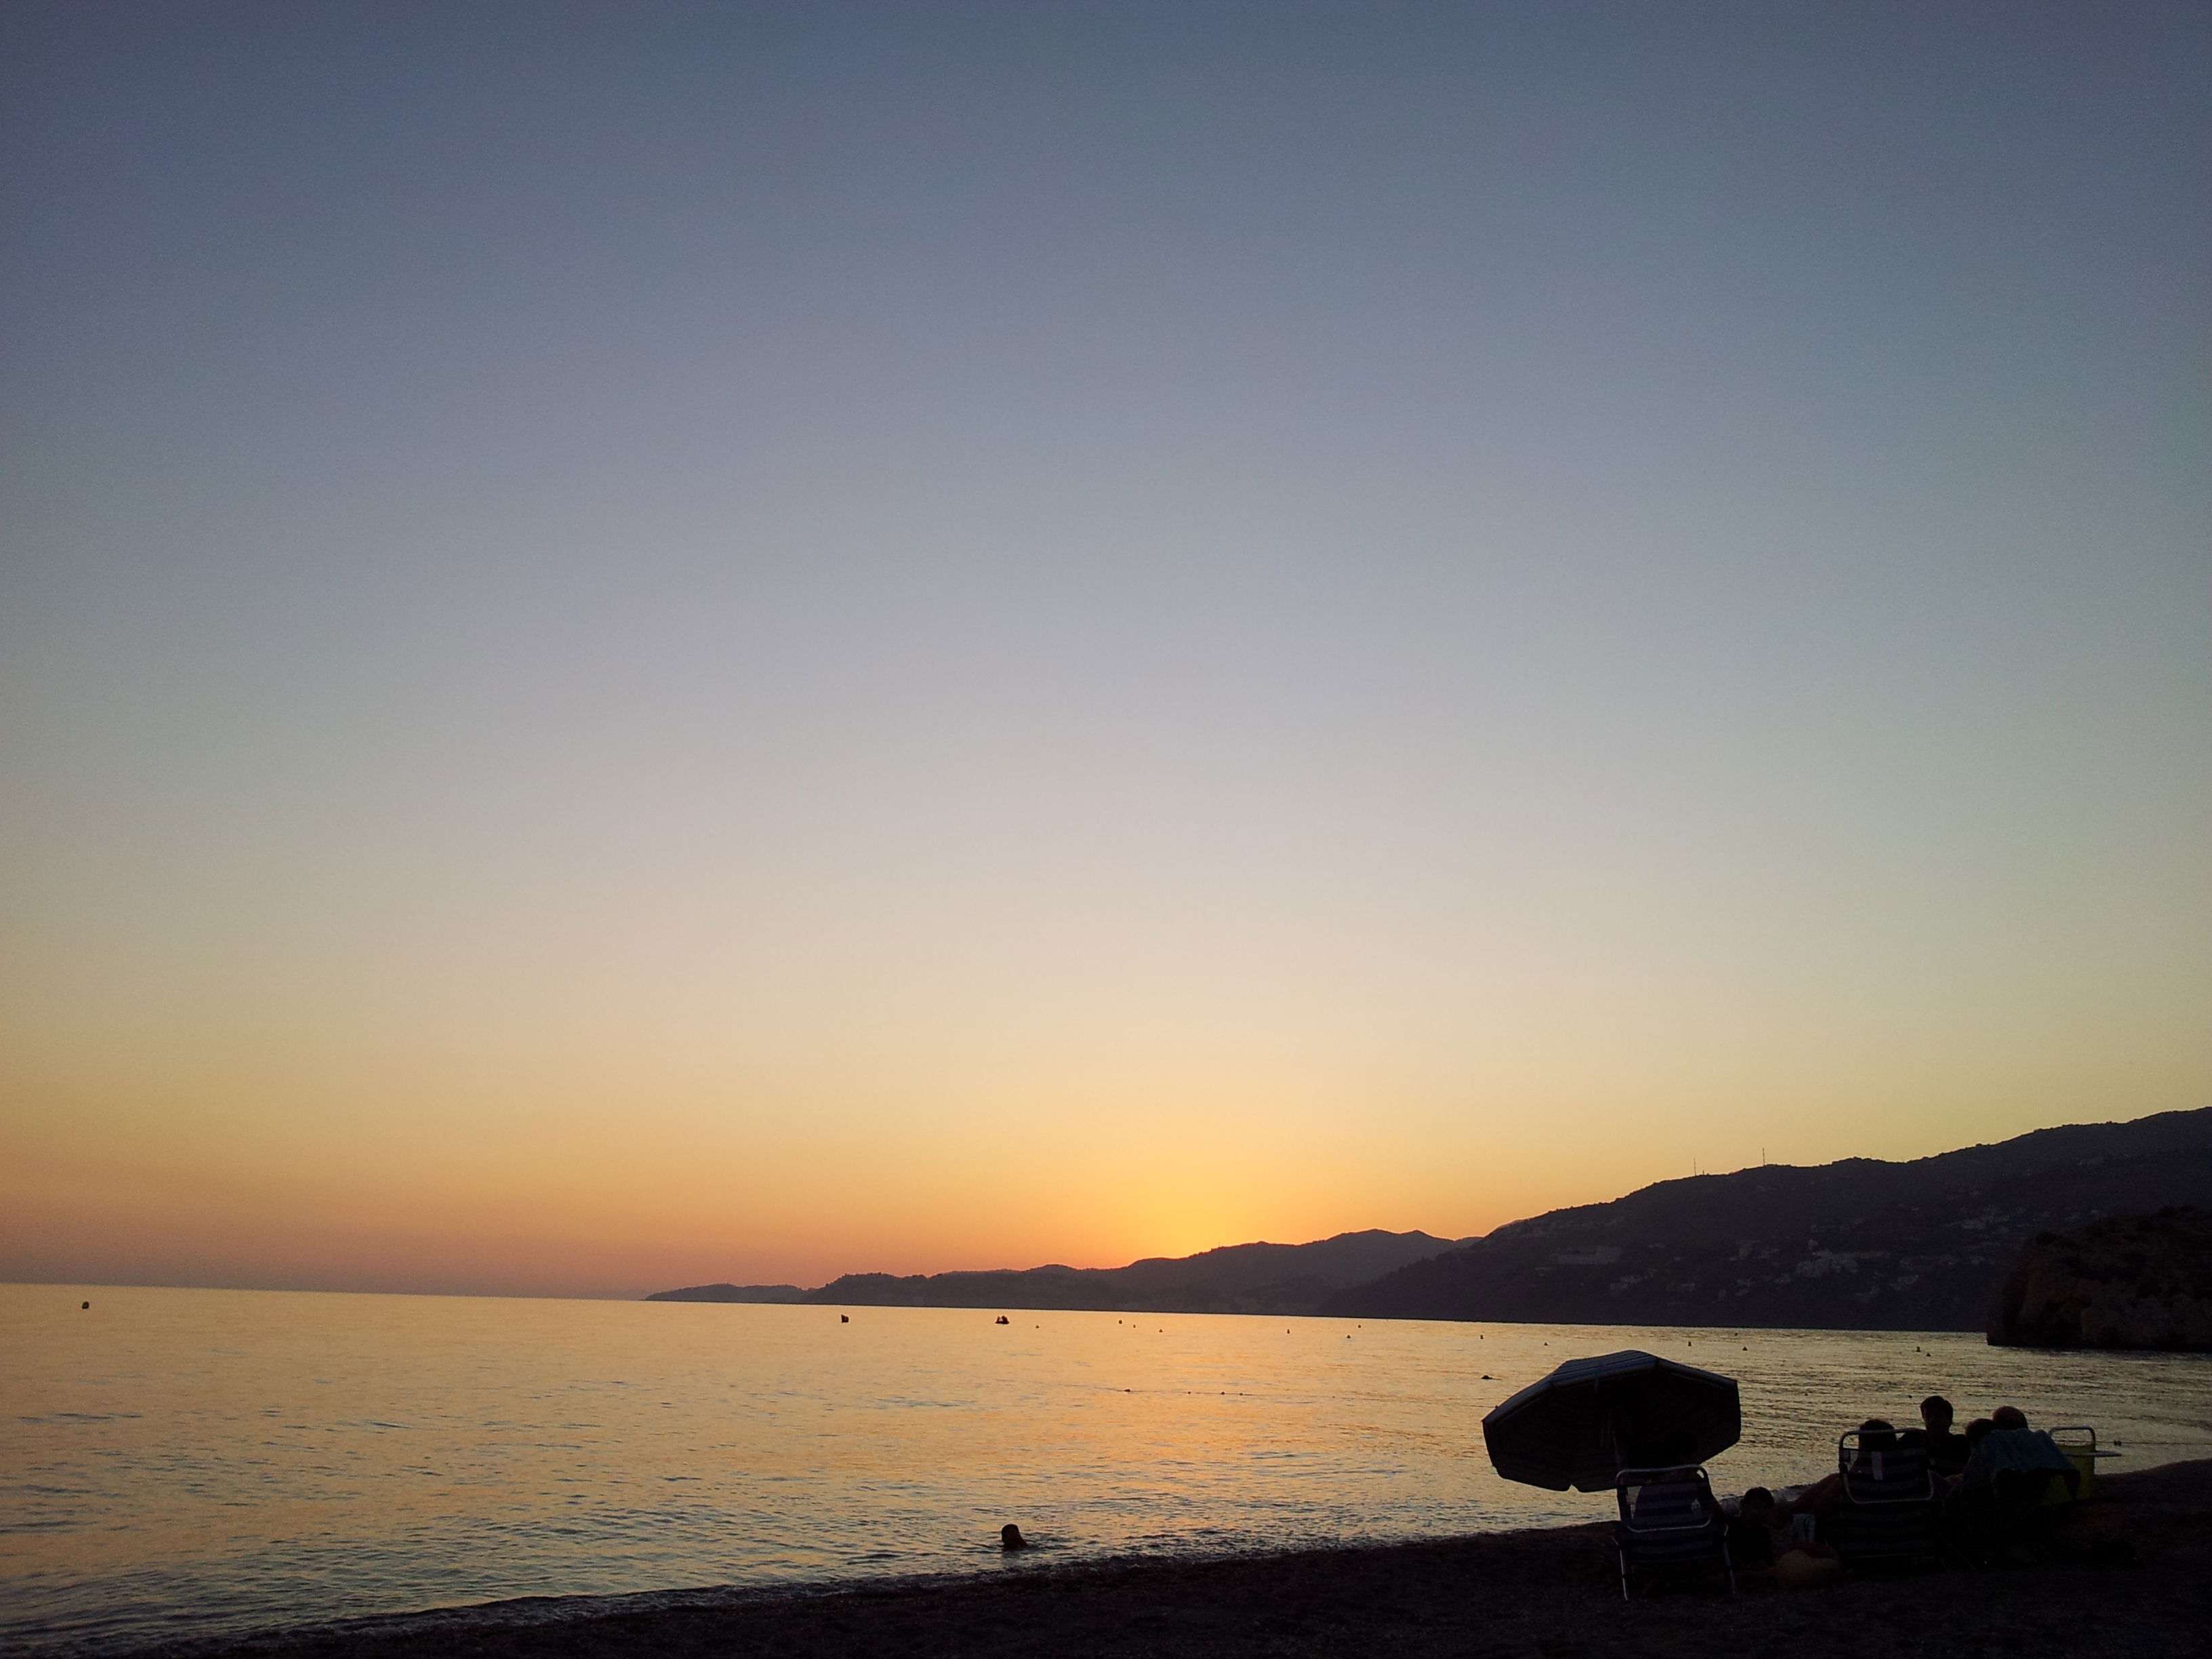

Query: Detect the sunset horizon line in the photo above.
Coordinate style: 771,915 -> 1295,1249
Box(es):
24,1103 -> 2202,1305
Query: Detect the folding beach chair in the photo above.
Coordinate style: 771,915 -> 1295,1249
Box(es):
1613,1466 -> 1735,1600
1828,1429 -> 1939,1570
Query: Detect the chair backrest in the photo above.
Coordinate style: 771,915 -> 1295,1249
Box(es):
1837,1430 -> 1933,1504
1615,1466 -> 1717,1534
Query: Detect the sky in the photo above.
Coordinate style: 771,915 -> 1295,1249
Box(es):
3,1 -> 2207,1299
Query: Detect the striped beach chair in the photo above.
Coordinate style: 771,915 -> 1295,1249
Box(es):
1828,1429 -> 1939,1570
1614,1466 -> 1736,1599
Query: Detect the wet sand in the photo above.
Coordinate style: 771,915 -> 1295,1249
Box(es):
165,1460 -> 2210,1659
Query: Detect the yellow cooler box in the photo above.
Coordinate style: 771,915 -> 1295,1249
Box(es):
2048,1425 -> 2118,1501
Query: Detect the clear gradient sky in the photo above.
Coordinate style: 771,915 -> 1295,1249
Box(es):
3,2 -> 2207,1298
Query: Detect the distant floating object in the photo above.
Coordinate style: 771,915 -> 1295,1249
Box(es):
1000,1523 -> 1029,1550
81,1301 -> 89,1310
995,1315 -> 1009,1325
839,1315 -> 849,1324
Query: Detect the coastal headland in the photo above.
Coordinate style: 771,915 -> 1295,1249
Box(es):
153,1460 -> 2209,1659
1988,1208 -> 2212,1350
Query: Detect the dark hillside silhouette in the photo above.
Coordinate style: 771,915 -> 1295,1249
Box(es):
804,1229 -> 1469,1316
1326,1108 -> 2212,1331
646,1283 -> 808,1303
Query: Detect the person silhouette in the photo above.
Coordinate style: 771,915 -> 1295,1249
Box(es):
1000,1524 -> 1029,1551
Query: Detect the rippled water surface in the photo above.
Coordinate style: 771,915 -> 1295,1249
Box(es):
5,1283 -> 2209,1652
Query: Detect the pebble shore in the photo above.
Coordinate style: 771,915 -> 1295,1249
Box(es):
144,1460 -> 2211,1659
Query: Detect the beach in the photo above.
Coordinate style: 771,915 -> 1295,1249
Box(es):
143,1459 -> 2209,1659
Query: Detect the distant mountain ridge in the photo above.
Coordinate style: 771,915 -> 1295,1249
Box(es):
645,1109 -> 2212,1332
801,1229 -> 1471,1317
1326,1107 -> 2212,1331
646,1283 -> 807,1304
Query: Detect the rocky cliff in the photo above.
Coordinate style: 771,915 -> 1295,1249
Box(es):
1987,1208 -> 2212,1350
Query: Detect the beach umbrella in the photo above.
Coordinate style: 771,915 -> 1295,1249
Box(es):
1481,1349 -> 1740,1493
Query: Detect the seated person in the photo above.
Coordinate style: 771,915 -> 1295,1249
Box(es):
1940,1419 -> 1994,1499
1911,1394 -> 1970,1478
1961,1407 -> 2077,1496
1781,1419 -> 1898,1517
1728,1487 -> 1786,1567
1936,1417 -> 1994,1494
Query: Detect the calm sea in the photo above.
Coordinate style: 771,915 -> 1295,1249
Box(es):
5,1283 -> 2209,1653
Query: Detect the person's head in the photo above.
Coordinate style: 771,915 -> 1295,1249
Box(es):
1992,1406 -> 2028,1431
1965,1418 -> 1995,1448
1859,1418 -> 1896,1452
1740,1488 -> 1776,1522
1000,1523 -> 1028,1549
1921,1395 -> 1954,1432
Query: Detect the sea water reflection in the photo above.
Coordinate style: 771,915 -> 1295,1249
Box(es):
5,1284 -> 2209,1652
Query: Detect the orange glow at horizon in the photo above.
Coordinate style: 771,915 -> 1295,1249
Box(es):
7,956 -> 2202,1298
